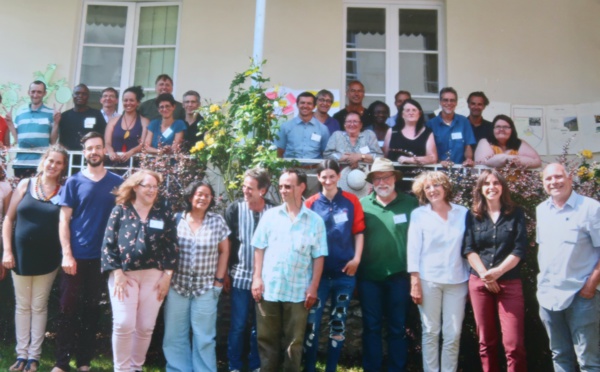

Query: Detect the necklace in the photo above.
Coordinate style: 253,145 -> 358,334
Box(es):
122,114 -> 136,139
35,176 -> 60,202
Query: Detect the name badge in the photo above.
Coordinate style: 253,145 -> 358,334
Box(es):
333,212 -> 348,224
310,133 -> 321,142
149,219 -> 164,230
84,117 -> 96,129
359,146 -> 370,154
162,127 -> 174,138
378,140 -> 384,148
393,214 -> 407,224
451,132 -> 463,140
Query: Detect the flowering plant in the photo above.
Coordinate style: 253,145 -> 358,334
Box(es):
190,61 -> 295,202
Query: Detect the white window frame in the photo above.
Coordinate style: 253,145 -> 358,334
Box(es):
342,0 -> 446,111
75,1 -> 182,110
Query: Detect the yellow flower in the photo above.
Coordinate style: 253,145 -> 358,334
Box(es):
577,166 -> 590,179
580,149 -> 593,159
206,137 -> 215,146
209,104 -> 220,113
218,129 -> 226,137
191,141 -> 205,153
213,120 -> 220,127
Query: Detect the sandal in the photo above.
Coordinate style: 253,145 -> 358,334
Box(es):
25,360 -> 39,372
9,358 -> 27,371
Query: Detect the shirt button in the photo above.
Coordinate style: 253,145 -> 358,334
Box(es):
493,235 -> 496,239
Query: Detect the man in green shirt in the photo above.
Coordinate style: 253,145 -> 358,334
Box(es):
358,158 -> 418,372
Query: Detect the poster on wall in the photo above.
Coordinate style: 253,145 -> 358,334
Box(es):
511,105 -> 547,155
265,87 -> 341,118
546,105 -> 582,155
575,102 -> 600,153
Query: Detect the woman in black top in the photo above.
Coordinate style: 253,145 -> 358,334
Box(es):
2,145 -> 68,372
462,169 -> 528,372
101,169 -> 178,372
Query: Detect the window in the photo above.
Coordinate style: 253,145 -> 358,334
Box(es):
76,1 -> 180,109
344,1 -> 445,113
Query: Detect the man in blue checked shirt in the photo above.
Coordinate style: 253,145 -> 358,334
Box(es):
251,168 -> 328,372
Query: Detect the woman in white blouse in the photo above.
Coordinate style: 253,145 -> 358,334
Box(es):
407,171 -> 469,372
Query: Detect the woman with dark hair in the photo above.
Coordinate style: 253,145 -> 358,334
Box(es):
105,86 -> 149,164
407,171 -> 469,372
324,111 -> 383,169
101,170 -> 178,372
2,145 -> 68,372
367,100 -> 391,146
144,93 -> 186,153
163,180 -> 230,372
303,159 -> 365,372
383,99 -> 437,165
474,114 -> 541,168
463,170 -> 528,372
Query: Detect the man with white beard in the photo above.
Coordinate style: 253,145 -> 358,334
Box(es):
357,158 -> 418,372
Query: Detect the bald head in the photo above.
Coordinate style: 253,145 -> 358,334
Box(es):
542,163 -> 573,205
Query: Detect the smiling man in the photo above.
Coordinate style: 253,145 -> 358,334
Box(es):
251,168 -> 327,372
181,90 -> 203,152
426,87 -> 476,166
467,91 -> 493,150
313,89 -> 340,135
100,87 -> 119,123
52,132 -> 123,372
333,80 -> 374,131
139,74 -> 185,121
59,84 -> 107,150
536,163 -> 600,371
275,91 -> 330,160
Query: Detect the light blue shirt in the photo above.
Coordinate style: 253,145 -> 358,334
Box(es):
386,114 -> 398,128
536,191 -> 600,310
252,204 -> 328,302
407,203 -> 469,284
275,116 -> 330,159
426,113 -> 476,163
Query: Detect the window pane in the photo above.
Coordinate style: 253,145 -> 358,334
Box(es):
88,90 -> 103,110
399,53 -> 438,95
134,48 -> 176,88
84,5 -> 127,45
81,46 -> 123,87
138,6 -> 178,46
346,51 -> 385,94
415,98 -> 440,117
347,8 -> 385,49
398,9 -> 437,51
363,96 -> 386,108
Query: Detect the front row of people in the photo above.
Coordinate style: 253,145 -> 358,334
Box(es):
1,138 -> 599,372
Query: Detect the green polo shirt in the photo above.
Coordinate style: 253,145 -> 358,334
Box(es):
359,191 -> 418,281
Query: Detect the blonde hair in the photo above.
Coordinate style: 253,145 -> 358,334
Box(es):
36,145 -> 70,182
412,171 -> 452,205
114,170 -> 162,205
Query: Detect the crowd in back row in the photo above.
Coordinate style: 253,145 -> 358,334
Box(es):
0,130 -> 598,372
0,75 -> 543,182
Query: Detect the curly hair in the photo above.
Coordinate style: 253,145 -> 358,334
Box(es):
412,171 -> 453,205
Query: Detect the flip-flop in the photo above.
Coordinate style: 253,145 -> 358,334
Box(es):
25,359 -> 39,372
9,358 -> 27,371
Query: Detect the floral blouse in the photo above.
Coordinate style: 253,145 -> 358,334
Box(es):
101,202 -> 178,273
323,129 -> 383,160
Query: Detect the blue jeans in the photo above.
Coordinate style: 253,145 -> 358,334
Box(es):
539,292 -> 600,372
163,287 -> 221,372
227,287 -> 260,371
304,274 -> 356,372
358,275 -> 411,372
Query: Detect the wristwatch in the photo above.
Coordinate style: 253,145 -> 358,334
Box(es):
214,277 -> 224,283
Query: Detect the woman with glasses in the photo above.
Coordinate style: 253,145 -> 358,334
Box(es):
101,170 -> 178,372
144,93 -> 186,153
407,171 -> 469,372
474,114 -> 541,168
324,111 -> 383,169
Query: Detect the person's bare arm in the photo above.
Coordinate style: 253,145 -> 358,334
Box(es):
59,206 -> 77,275
252,248 -> 265,302
305,256 -> 324,309
104,117 -> 118,160
2,180 -> 27,269
514,140 -> 542,168
214,238 -> 230,288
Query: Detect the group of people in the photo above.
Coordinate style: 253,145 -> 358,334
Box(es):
0,74 -> 203,178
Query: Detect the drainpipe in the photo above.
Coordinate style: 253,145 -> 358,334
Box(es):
252,0 -> 266,87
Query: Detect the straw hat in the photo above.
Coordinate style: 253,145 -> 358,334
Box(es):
365,158 -> 403,183
338,167 -> 371,199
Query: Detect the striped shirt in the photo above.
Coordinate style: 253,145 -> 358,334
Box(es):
252,204 -> 328,302
225,199 -> 274,290
14,104 -> 54,163
171,212 -> 231,297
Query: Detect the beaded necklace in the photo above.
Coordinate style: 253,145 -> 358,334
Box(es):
35,176 -> 60,202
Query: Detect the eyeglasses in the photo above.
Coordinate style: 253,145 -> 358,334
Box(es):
494,126 -> 511,131
345,120 -> 361,125
317,98 -> 333,104
158,105 -> 173,111
372,174 -> 395,184
441,98 -> 457,103
278,184 -> 294,190
139,184 -> 159,190
349,89 -> 364,94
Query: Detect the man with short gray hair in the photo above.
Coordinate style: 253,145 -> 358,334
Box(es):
536,163 -> 600,371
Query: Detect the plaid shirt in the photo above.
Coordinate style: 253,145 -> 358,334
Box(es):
226,200 -> 274,290
252,204 -> 328,303
171,212 -> 231,297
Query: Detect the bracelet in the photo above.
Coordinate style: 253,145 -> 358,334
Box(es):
214,277 -> 224,283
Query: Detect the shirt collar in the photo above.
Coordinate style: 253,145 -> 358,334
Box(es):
545,190 -> 578,210
294,115 -> 318,126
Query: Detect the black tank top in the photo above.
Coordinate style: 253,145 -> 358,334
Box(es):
386,126 -> 432,160
13,180 -> 62,275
